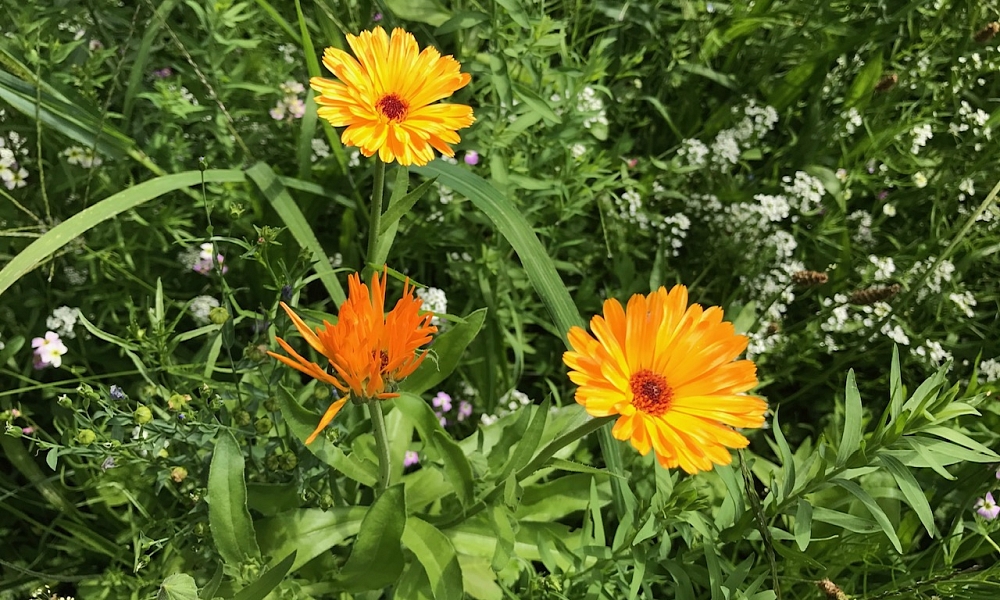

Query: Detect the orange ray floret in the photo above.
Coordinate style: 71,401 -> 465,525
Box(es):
563,285 -> 768,474
269,269 -> 438,443
310,26 -> 475,166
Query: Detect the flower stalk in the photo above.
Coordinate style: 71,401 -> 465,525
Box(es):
368,399 -> 392,496
366,157 -> 387,275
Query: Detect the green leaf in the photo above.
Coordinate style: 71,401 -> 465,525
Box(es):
889,344 -> 904,421
498,398 -> 551,480
878,454 -> 937,538
157,574 -> 199,600
208,431 -> 260,566
793,499 -> 812,551
412,162 -> 584,337
435,11 -> 490,35
0,170 -> 245,298
830,478 -> 903,553
199,565 -> 223,600
256,507 -> 367,573
252,0 -> 301,44
337,484 -> 406,591
380,175 -> 438,233
810,506 -> 879,534
124,0 -> 182,121
275,387 -> 378,486
246,162 -> 346,305
512,84 -> 562,124
837,369 -> 863,467
433,431 -> 475,507
401,308 -> 487,395
402,517 -> 465,600
384,0 -> 452,26
771,409 -> 795,501
493,0 -> 530,28
232,551 -> 297,600
488,504 -> 516,572
844,53 -> 884,109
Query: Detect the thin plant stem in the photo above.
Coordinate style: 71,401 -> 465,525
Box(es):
366,157 -> 387,272
368,400 -> 391,496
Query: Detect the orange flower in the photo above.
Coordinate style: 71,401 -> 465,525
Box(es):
563,285 -> 767,474
269,270 -> 437,443
310,27 -> 475,166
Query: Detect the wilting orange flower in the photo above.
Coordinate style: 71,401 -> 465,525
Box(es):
310,27 -> 475,166
563,285 -> 768,474
269,270 -> 437,443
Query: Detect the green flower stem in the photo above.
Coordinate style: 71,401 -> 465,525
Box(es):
365,156 -> 387,275
368,400 -> 391,496
597,424 -> 628,517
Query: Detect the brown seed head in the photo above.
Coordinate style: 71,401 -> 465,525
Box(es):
816,579 -> 849,600
875,73 -> 898,93
792,270 -> 830,287
848,283 -> 901,305
975,22 -> 1000,42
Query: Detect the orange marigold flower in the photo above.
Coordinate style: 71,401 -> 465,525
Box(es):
269,270 -> 437,443
310,27 -> 475,166
563,285 -> 768,474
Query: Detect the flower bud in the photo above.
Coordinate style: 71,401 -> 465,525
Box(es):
76,429 -> 97,445
167,393 -> 190,411
5,424 -> 21,438
57,395 -> 73,408
263,396 -> 278,412
134,405 -> 153,425
280,452 -> 298,471
313,386 -> 331,401
170,466 -> 188,483
265,454 -> 280,471
246,343 -> 269,362
209,306 -> 230,325
254,417 -> 273,435
234,410 -> 252,426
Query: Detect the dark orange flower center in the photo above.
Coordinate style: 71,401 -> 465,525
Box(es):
376,94 -> 408,121
629,369 -> 673,416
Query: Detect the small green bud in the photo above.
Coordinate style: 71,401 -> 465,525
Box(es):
319,493 -> 335,510
76,429 -> 97,445
234,409 -> 252,426
265,455 -> 280,471
5,424 -> 22,438
134,405 -> 153,425
280,452 -> 298,471
208,307 -> 230,325
254,417 -> 273,435
313,386 -> 331,401
170,466 -> 188,483
263,396 -> 278,412
77,383 -> 100,403
57,394 -> 73,408
246,343 -> 269,362
193,522 -> 207,537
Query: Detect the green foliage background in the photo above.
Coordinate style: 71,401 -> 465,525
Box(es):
1,0 -> 1000,599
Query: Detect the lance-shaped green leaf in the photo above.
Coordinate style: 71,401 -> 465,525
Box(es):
402,517 -> 464,600
830,478 -> 903,553
401,308 -> 487,395
878,454 -> 937,538
336,484 -> 406,591
836,369 -> 863,467
208,431 -> 260,566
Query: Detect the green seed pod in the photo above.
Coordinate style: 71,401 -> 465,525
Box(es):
76,429 -> 97,445
234,410 -> 252,426
263,396 -> 278,412
265,454 -> 280,471
280,452 -> 298,471
134,405 -> 153,425
254,417 -> 273,435
209,306 -> 230,325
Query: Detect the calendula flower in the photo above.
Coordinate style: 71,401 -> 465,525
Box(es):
270,269 -> 437,443
564,285 -> 768,474
310,27 -> 475,166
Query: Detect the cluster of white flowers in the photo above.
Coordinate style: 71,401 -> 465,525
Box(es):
189,296 -> 220,325
270,81 -> 306,121
448,251 -> 474,262
868,255 -> 896,281
907,257 -> 955,301
575,86 -> 608,129
677,138 -> 710,168
822,53 -> 866,97
841,107 -> 863,136
948,290 -> 976,318
910,123 -> 933,154
437,183 -> 455,205
949,101 -> 991,145
781,171 -> 826,213
912,340 -> 952,368
754,194 -> 791,223
913,172 -> 928,188
348,149 -> 361,168
848,210 -> 874,246
980,358 -> 1000,383
613,189 -> 649,229
958,178 -> 975,201
47,306 -> 80,339
661,213 -> 691,257
310,138 -> 330,162
710,130 -> 742,166
64,265 -> 89,285
329,252 -> 343,268
570,143 -> 587,158
0,133 -> 29,190
277,44 -> 296,64
62,146 -> 103,168
821,295 -> 909,348
58,20 -> 87,40
481,388 -> 531,425
167,83 -> 198,105
416,286 -> 447,326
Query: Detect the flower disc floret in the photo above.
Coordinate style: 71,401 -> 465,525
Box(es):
563,285 -> 768,474
310,27 -> 475,166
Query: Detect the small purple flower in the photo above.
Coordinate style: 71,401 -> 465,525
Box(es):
109,385 -> 126,400
995,465 -> 1000,479
975,492 -> 1000,520
403,450 -> 419,467
464,151 -> 479,166
152,67 -> 173,79
432,392 -> 452,412
373,12 -> 383,22
21,426 -> 34,435
436,412 -> 448,427
101,456 -> 117,471
877,190 -> 889,201
626,158 -> 638,169
457,400 -> 473,422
